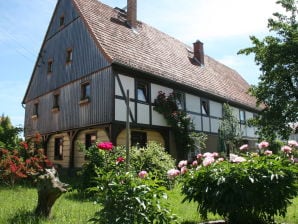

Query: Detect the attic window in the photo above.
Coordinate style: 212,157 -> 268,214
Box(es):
47,59 -> 53,74
80,82 -> 91,104
59,15 -> 65,27
52,94 -> 60,112
32,103 -> 39,119
66,48 -> 73,64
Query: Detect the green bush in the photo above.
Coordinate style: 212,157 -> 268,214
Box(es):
77,141 -> 176,194
129,141 -> 176,184
85,141 -> 178,223
90,171 -> 178,224
181,152 -> 298,223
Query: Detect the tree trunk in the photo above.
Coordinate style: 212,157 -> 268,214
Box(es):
35,168 -> 68,218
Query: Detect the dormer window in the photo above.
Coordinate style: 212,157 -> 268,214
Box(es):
66,48 -> 73,64
47,59 -> 53,74
59,15 -> 65,27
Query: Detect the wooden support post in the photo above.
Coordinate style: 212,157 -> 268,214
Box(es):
126,89 -> 130,172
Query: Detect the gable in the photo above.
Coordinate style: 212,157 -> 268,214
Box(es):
23,0 -> 110,103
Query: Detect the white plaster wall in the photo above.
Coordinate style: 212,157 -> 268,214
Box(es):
137,103 -> 150,124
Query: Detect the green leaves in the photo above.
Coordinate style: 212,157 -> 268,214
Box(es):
238,0 -> 298,140
181,154 -> 298,223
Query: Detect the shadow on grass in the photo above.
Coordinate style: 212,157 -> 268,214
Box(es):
7,209 -> 44,224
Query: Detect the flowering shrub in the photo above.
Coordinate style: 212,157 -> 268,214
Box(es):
87,142 -> 178,224
154,91 -> 207,159
129,141 -> 176,185
180,142 -> 298,224
77,141 -> 176,194
0,138 -> 52,186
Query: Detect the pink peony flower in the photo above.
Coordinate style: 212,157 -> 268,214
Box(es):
264,150 -> 272,156
258,141 -> 269,149
196,153 -> 203,160
281,145 -> 292,154
239,144 -> 249,151
230,154 -> 246,163
167,169 -> 180,179
178,160 -> 188,168
97,142 -> 113,151
192,160 -> 198,167
288,140 -> 298,147
202,156 -> 215,166
138,170 -> 148,179
203,152 -> 213,158
181,166 -> 188,175
212,152 -> 219,158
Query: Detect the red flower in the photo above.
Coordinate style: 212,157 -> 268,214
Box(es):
97,142 -> 113,151
20,141 -> 29,150
10,163 -> 18,173
116,157 -> 125,164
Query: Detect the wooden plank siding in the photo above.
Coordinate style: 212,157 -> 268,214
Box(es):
24,2 -> 109,102
25,68 -> 114,136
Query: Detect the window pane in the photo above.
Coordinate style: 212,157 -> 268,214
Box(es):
54,138 -> 63,160
137,82 -> 148,102
201,100 -> 209,115
131,131 -> 147,148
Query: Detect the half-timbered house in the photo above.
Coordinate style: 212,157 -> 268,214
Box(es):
23,0 -> 259,168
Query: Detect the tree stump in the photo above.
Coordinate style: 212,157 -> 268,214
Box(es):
34,168 -> 68,218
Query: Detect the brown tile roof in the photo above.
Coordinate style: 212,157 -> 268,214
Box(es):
72,0 -> 258,110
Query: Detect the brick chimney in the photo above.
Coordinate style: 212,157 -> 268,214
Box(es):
127,0 -> 137,28
193,40 -> 204,66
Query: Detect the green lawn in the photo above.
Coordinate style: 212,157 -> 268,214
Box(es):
0,185 -> 297,224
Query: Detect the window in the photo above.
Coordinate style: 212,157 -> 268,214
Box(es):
53,94 -> 59,109
239,110 -> 246,124
131,131 -> 147,148
85,133 -> 97,149
54,137 -> 63,160
174,91 -> 184,110
66,48 -> 73,63
201,99 -> 209,115
47,60 -> 53,73
137,81 -> 148,102
33,103 -> 39,116
59,15 -> 65,27
81,82 -> 91,100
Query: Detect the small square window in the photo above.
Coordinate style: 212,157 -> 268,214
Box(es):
53,94 -> 59,109
66,48 -> 73,63
47,60 -> 53,73
54,137 -> 63,160
60,16 -> 65,27
137,82 -> 148,102
239,110 -> 246,124
33,103 -> 39,116
85,133 -> 97,149
131,131 -> 147,148
201,99 -> 209,115
81,82 -> 91,100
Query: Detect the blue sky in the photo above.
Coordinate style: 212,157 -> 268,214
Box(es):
0,0 -> 279,127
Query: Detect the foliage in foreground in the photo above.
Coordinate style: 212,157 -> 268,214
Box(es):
77,141 -> 176,194
83,141 -> 178,223
181,141 -> 298,224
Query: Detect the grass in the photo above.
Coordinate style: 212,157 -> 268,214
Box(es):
0,184 -> 297,224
